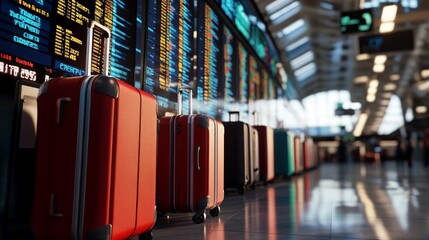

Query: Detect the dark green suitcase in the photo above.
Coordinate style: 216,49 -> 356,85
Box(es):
274,129 -> 295,177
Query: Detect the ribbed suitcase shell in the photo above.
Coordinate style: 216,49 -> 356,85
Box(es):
294,136 -> 303,173
253,126 -> 275,183
223,121 -> 251,193
156,114 -> 224,222
274,130 -> 295,177
32,76 -> 157,239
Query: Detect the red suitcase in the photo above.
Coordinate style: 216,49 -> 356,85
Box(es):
32,22 -> 157,239
303,137 -> 311,170
156,89 -> 224,224
252,113 -> 274,183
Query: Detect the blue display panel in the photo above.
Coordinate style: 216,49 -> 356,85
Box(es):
223,26 -> 235,104
238,42 -> 248,103
262,68 -> 269,100
91,0 -> 137,84
0,0 -> 63,82
249,54 -> 260,101
235,3 -> 250,40
145,0 -> 194,114
0,0 -> 138,84
196,2 -> 222,119
217,0 -> 280,77
237,41 -> 249,122
221,0 -> 235,20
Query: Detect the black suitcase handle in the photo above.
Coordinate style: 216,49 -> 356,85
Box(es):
228,111 -> 240,122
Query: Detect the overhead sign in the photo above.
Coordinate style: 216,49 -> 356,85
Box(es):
359,29 -> 415,54
340,9 -> 373,34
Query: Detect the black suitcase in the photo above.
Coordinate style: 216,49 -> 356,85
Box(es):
1,79 -> 39,240
223,112 -> 253,194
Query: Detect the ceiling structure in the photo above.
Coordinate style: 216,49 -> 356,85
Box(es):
254,0 -> 429,136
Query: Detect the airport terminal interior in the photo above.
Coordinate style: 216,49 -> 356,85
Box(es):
2,0 -> 429,239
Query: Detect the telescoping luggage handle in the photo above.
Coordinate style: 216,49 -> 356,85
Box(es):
177,88 -> 193,115
228,111 -> 240,122
252,111 -> 259,125
56,21 -> 111,126
85,20 -> 111,75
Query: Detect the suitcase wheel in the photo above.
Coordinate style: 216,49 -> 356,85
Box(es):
192,212 -> 206,224
139,230 -> 153,240
209,206 -> 220,217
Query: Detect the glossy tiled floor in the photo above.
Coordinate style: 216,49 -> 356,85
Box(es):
153,161 -> 429,239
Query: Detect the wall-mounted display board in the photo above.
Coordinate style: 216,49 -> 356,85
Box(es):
144,0 -> 194,114
196,2 -> 223,118
0,0 -> 138,84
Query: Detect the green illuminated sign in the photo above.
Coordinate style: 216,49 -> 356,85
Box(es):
340,9 -> 373,34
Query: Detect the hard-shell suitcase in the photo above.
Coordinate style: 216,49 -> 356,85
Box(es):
1,79 -> 39,240
32,21 -> 157,239
223,112 -> 253,193
250,127 -> 260,186
156,89 -> 224,224
294,136 -> 303,173
254,125 -> 275,183
303,138 -> 311,170
274,129 -> 295,177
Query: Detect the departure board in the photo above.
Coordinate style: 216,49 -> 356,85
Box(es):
238,42 -> 248,103
0,0 -> 138,84
197,2 -> 222,119
269,77 -> 275,99
91,0 -> 137,83
223,26 -> 235,103
52,0 -> 89,76
235,3 -> 250,40
221,0 -> 235,21
0,0 -> 55,82
218,0 -> 280,77
262,69 -> 269,99
145,0 -> 194,114
249,54 -> 260,101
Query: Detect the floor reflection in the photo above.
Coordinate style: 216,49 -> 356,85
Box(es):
153,161 -> 429,239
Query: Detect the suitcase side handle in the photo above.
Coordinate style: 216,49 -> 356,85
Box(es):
228,111 -> 240,122
196,146 -> 201,171
50,194 -> 63,217
177,88 -> 193,115
57,97 -> 71,125
86,20 -> 111,76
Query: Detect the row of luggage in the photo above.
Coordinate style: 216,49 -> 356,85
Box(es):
31,22 -> 229,238
224,112 -> 275,194
3,21 -> 317,239
274,129 -> 319,177
5,79 -> 319,239
5,75 -> 281,239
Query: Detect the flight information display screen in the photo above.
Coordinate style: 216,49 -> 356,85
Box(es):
145,0 -> 194,114
223,26 -> 235,104
0,0 -> 137,84
91,0 -> 137,83
196,2 -> 222,119
249,54 -> 260,101
262,68 -> 269,99
217,0 -> 280,77
238,42 -> 248,103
